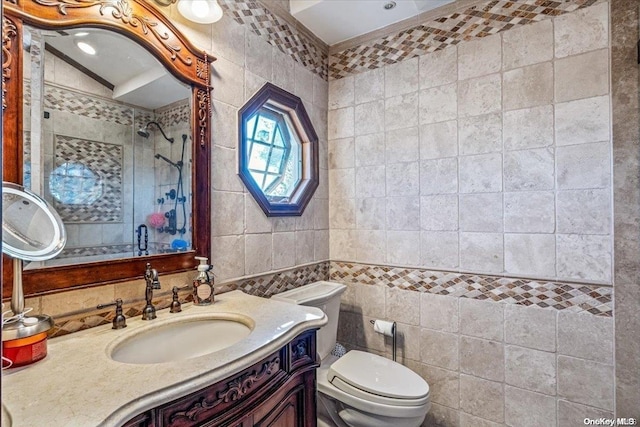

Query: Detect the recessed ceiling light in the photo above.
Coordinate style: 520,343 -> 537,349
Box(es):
74,32 -> 89,37
76,41 -> 96,55
383,1 -> 396,10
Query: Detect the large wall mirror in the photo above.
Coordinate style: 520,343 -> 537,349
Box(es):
2,0 -> 213,296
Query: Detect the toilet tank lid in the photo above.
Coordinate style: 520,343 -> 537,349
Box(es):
271,281 -> 346,305
328,350 -> 429,401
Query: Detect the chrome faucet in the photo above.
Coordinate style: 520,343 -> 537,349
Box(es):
142,263 -> 161,320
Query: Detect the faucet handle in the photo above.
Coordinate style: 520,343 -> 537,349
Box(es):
170,285 -> 190,313
97,298 -> 127,329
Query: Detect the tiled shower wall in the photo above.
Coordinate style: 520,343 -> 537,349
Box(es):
327,2 -> 617,426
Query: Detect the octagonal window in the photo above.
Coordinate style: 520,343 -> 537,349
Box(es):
238,83 -> 318,216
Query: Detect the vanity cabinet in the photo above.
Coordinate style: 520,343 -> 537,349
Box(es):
122,331 -> 318,427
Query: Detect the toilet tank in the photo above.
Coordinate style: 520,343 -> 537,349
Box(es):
271,281 -> 346,360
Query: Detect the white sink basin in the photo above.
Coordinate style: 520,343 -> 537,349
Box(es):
109,314 -> 253,365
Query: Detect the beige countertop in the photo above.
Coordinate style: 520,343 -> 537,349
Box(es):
1,290 -> 326,427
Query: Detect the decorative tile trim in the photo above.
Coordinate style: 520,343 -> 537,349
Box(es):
330,261 -> 613,317
52,135 -> 123,222
329,0 -> 601,80
220,0 -> 328,80
46,261 -> 330,338
44,85 -> 134,125
156,100 -> 190,128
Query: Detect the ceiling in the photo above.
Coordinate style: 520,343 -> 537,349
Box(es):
43,28 -> 189,110
290,0 -> 455,45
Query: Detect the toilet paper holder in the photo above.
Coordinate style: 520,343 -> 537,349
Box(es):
370,319 -> 397,362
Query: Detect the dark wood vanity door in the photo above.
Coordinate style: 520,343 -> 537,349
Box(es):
122,330 -> 318,427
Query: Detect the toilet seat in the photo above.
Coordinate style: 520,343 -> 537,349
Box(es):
327,351 -> 430,407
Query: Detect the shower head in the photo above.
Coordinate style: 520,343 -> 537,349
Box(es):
138,121 -> 174,143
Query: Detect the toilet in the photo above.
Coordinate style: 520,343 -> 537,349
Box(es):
271,281 -> 431,427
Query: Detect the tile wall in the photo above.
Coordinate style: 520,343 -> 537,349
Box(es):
327,2 -> 619,425
164,5 -> 330,282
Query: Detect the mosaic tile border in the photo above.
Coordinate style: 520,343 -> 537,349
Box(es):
220,0 -> 328,80
329,0 -> 601,80
47,261 -> 330,337
44,85 -> 134,126
330,261 -> 613,317
156,100 -> 190,128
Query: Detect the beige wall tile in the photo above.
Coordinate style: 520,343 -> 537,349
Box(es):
558,311 -> 614,364
459,374 -> 504,423
555,49 -> 609,102
556,234 -> 612,283
421,365 -> 460,409
421,231 -> 459,269
355,229 -> 386,264
557,141 -> 611,190
503,19 -> 553,70
459,412 -> 502,427
329,168 -> 355,199
504,386 -> 556,427
356,198 -> 386,230
503,105 -> 554,151
395,324 -> 421,362
355,100 -> 384,135
356,284 -> 386,317
504,191 -> 555,233
212,100 -> 238,149
458,113 -> 502,156
355,133 -> 385,166
420,120 -> 458,159
245,32 -> 273,81
294,64 -> 314,103
460,336 -> 504,381
387,162 -> 420,196
212,235 -> 245,281
314,230 -> 330,260
42,285 -> 114,317
245,196 -> 272,234
272,232 -> 296,270
420,293 -> 458,332
459,298 -> 504,341
245,233 -> 272,275
420,329 -> 459,370
556,189 -> 611,235
212,56 -> 245,107
295,230 -> 315,264
212,146 -> 243,192
328,138 -> 355,170
354,68 -> 384,105
419,84 -> 458,124
387,197 -> 420,230
555,96 -> 610,146
554,2 -> 609,58
212,191 -> 245,236
459,153 -> 502,193
420,194 -> 459,231
329,229 -> 357,260
329,75 -> 354,109
558,355 -> 614,410
385,57 -> 419,98
328,106 -> 354,139
459,193 -> 503,232
420,158 -> 459,195
458,33 -> 502,80
272,47 -> 295,94
385,287 -> 420,326
329,197 -> 356,229
355,166 -> 385,198
503,62 -> 553,111
504,148 -> 554,191
504,233 -> 556,278
387,230 -> 421,265
505,345 -> 556,395
386,126 -> 420,164
504,304 -> 556,352
458,74 -> 501,117
460,232 -> 503,274
386,92 -> 419,130
419,45 -> 458,90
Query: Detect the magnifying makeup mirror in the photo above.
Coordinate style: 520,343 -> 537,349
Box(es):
2,182 -> 66,367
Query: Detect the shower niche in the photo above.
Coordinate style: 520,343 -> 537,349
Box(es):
21,26 -> 193,267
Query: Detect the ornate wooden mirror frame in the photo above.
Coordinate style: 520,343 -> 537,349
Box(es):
2,0 -> 214,296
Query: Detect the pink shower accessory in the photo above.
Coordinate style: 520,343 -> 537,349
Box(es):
147,212 -> 165,229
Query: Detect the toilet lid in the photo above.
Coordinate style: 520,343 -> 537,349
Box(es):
328,351 -> 429,404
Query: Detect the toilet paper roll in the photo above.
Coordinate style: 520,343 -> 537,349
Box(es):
373,319 -> 395,337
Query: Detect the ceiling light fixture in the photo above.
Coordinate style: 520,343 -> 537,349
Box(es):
383,1 -> 396,10
177,0 -> 223,24
76,41 -> 96,55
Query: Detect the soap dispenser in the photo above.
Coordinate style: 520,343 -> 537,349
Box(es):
193,256 -> 214,305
